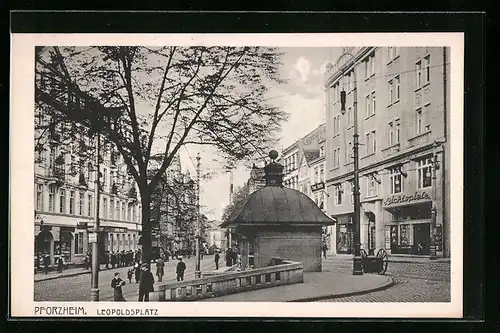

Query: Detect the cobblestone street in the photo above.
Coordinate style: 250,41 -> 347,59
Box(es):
34,256 -> 217,302
318,256 -> 451,302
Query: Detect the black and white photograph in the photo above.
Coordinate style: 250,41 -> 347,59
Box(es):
10,32 -> 464,318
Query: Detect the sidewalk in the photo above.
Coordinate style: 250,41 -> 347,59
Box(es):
332,253 -> 450,264
34,257 -> 202,282
35,264 -> 110,282
201,271 -> 393,302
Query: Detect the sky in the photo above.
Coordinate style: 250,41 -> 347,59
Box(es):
179,47 -> 342,222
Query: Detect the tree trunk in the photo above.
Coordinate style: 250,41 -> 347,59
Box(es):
140,191 -> 152,265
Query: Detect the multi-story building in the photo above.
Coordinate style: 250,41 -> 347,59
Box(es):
247,164 -> 266,194
34,129 -> 143,267
281,124 -> 335,252
324,46 -> 450,257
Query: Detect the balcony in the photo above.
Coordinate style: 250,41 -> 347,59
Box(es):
381,143 -> 401,159
408,131 -> 432,148
48,166 -> 65,186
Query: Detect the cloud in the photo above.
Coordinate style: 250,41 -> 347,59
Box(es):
312,61 -> 330,76
291,57 -> 312,82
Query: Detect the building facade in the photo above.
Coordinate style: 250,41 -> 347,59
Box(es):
281,124 -> 335,253
34,132 -> 143,267
324,46 -> 450,257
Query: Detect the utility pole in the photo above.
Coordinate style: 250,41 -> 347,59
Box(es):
430,143 -> 440,260
228,170 -> 233,250
90,129 -> 101,301
339,51 -> 363,275
195,153 -> 201,278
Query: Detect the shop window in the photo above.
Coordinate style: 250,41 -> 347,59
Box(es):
400,224 -> 411,246
75,232 -> 84,254
417,156 -> 433,189
56,231 -> 73,263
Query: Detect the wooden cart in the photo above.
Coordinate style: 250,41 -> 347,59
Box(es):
360,249 -> 389,275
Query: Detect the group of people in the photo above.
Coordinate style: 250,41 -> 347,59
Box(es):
112,262 -> 155,302
39,254 -> 64,274
105,250 -> 141,269
111,255 -> 188,302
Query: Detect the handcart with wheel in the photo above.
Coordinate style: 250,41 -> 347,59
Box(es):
359,248 -> 389,275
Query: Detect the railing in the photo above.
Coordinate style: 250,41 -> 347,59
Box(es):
150,258 -> 304,301
381,143 -> 401,158
408,131 -> 431,147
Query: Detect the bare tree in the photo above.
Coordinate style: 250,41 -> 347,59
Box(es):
35,46 -> 288,263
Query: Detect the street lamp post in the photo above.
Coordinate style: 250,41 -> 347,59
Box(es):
339,52 -> 363,275
90,129 -> 101,302
89,106 -> 122,301
195,153 -> 201,278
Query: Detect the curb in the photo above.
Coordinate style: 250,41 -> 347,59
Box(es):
35,269 -> 105,282
288,276 -> 395,302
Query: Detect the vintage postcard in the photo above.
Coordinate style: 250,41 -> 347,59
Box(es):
10,32 -> 464,318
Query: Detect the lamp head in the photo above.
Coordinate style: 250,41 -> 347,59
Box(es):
340,90 -> 347,114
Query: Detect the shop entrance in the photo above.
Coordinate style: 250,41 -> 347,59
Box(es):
337,224 -> 353,254
413,223 -> 430,255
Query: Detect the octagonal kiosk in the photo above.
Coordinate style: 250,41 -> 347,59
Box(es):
221,151 -> 336,272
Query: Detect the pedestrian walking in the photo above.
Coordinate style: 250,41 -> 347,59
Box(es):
111,252 -> 117,269
138,263 -> 155,302
43,255 -> 50,274
127,267 -> 133,283
57,256 -> 64,273
111,272 -> 126,301
134,261 -> 141,283
322,243 -> 328,259
105,251 -> 110,269
156,257 -> 165,282
214,251 -> 220,270
176,257 -> 186,281
225,249 -> 232,267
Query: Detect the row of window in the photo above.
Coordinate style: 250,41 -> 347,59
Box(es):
330,54 -> 432,111
36,184 -> 141,222
38,147 -> 132,187
284,176 -> 299,190
284,153 -> 299,172
330,157 -> 434,205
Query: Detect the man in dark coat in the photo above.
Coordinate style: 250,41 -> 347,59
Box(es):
134,261 -> 141,283
57,256 -> 64,273
225,248 -> 232,266
156,258 -> 165,282
111,252 -> 117,269
138,263 -> 155,302
43,255 -> 50,274
105,251 -> 110,269
176,257 -> 186,281
111,272 -> 126,301
214,251 -> 220,270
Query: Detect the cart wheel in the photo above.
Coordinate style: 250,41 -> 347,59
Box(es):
360,249 -> 368,258
376,249 -> 388,275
